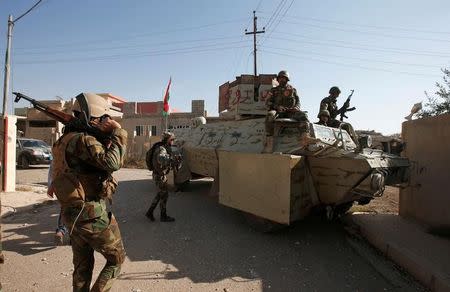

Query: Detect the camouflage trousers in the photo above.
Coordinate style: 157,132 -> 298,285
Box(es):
148,173 -> 169,214
63,200 -> 125,292
265,110 -> 309,136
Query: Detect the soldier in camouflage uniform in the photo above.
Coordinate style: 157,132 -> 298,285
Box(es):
145,131 -> 178,222
315,110 -> 330,126
51,93 -> 127,292
264,70 -> 309,152
319,86 -> 358,143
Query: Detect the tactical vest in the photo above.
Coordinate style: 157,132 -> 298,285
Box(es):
272,85 -> 296,109
51,132 -> 118,208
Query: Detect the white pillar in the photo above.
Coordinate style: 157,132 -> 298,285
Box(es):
1,115 -> 17,192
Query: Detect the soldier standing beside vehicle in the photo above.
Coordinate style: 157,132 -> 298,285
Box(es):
145,131 -> 180,222
320,86 -> 358,143
264,70 -> 310,152
51,93 -> 127,292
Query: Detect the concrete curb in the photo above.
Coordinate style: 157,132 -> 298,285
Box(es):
1,184 -> 56,219
343,214 -> 450,292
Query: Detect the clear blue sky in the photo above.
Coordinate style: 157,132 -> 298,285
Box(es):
1,0 -> 449,135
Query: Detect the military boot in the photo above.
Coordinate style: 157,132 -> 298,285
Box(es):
160,211 -> 175,222
145,207 -> 156,222
262,135 -> 274,153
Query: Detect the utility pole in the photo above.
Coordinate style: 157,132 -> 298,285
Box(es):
245,11 -> 265,77
2,15 -> 13,117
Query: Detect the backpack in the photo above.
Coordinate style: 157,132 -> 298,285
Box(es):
145,141 -> 164,171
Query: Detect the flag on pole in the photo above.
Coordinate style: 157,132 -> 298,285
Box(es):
162,77 -> 172,117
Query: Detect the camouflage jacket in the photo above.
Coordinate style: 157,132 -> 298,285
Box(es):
152,144 -> 173,176
320,96 -> 340,120
52,128 -> 127,207
265,84 -> 300,112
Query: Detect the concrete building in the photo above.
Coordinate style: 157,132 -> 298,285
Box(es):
119,99 -> 205,160
15,94 -> 207,161
219,74 -> 277,119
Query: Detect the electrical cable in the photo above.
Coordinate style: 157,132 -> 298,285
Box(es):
260,49 -> 441,78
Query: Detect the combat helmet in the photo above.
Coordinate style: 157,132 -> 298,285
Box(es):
277,70 -> 290,81
72,93 -> 111,118
162,131 -> 175,143
329,86 -> 341,95
317,109 -> 331,118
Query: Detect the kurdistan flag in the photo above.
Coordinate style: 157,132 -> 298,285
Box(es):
162,77 -> 172,116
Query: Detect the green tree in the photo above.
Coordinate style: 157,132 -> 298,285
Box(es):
419,68 -> 450,118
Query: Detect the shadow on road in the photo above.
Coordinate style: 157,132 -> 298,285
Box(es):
2,201 -> 60,256
114,178 -> 409,291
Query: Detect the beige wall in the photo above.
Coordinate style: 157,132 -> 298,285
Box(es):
121,113 -> 200,160
400,114 -> 450,228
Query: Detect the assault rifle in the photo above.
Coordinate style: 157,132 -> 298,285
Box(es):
340,89 -> 356,121
13,92 -> 112,142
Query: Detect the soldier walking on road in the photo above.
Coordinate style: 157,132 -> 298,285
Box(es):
264,70 -> 310,152
51,93 -> 127,292
145,131 -> 180,222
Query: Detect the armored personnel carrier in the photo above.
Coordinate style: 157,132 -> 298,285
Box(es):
173,74 -> 409,227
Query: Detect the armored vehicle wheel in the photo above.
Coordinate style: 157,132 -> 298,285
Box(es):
243,213 -> 287,233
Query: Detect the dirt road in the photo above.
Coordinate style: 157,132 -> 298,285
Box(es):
1,168 -> 423,291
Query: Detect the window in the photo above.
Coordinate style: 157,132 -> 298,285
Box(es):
136,125 -> 155,137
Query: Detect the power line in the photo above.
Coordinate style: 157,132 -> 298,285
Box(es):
15,44 -> 252,65
262,0 -> 286,31
12,18 -> 248,50
267,35 -> 450,58
228,17 -> 254,77
259,0 -> 293,46
255,0 -> 263,12
275,13 -> 450,35
14,0 -> 43,23
260,49 -> 441,78
263,45 -> 443,68
11,35 -> 245,55
272,18 -> 450,43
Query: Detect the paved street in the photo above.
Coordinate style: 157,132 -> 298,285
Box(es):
1,168 -> 424,291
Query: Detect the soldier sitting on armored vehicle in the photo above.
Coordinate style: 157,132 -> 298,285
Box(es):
319,86 -> 358,144
315,110 -> 330,126
264,70 -> 310,152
